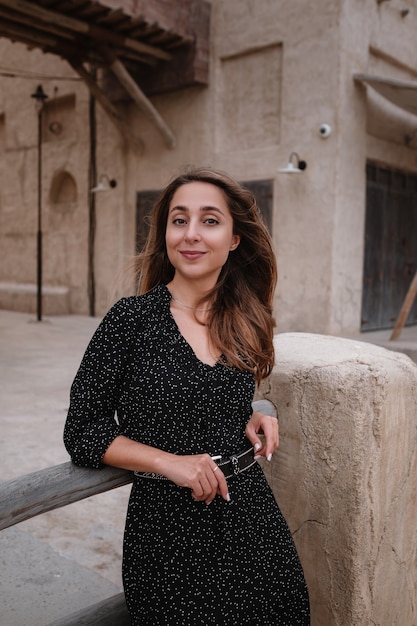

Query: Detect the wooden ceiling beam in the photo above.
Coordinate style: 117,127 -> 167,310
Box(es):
0,0 -> 172,61
0,18 -> 106,67
0,17 -> 60,49
0,16 -> 157,68
88,22 -> 171,61
0,8 -> 77,42
1,0 -> 88,33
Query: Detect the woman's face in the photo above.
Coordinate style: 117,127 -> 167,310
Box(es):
165,182 -> 240,285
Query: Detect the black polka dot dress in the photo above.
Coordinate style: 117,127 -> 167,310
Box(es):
64,284 -> 310,625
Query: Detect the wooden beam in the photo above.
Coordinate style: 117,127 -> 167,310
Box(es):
68,59 -> 144,154
48,593 -> 130,626
390,269 -> 417,340
0,461 -> 133,531
1,0 -> 87,33
117,0 -> 211,96
100,45 -> 176,148
88,23 -> 171,62
0,17 -> 60,49
0,0 -> 172,61
54,35 -> 156,69
0,10 -> 157,67
0,7 -> 76,42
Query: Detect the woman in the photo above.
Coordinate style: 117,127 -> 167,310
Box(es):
64,168 -> 310,624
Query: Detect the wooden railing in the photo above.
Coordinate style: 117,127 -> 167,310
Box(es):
0,399 -> 275,625
1,462 -> 133,626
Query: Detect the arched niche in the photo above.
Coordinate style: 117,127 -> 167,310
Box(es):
49,170 -> 77,206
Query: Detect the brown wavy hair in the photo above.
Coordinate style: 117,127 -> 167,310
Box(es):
134,167 -> 277,384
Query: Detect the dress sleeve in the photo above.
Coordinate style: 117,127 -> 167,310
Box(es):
63,298 -> 138,468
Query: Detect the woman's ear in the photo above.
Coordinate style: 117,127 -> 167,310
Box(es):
230,235 -> 240,251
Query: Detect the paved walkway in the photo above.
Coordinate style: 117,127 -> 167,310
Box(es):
343,324 -> 417,364
0,310 -> 129,626
1,309 -> 417,625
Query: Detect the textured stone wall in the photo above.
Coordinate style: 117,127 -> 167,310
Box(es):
257,333 -> 417,625
0,41 -> 91,314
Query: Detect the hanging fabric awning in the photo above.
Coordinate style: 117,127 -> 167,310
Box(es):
354,73 -> 417,117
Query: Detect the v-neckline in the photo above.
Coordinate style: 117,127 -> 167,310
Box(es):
161,285 -> 222,369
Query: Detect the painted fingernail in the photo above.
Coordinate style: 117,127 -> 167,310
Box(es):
267,453 -> 273,462
254,442 -> 262,452
254,455 -> 262,461
226,493 -> 231,502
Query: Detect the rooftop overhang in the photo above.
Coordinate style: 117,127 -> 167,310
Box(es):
354,73 -> 417,117
0,0 -> 211,148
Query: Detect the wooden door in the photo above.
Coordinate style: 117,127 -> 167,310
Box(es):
361,163 -> 417,331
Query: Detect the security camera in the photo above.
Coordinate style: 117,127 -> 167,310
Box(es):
319,124 -> 332,138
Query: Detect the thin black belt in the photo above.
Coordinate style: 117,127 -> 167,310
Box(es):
134,447 -> 256,481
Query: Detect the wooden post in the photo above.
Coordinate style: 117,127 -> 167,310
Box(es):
100,45 -> 176,149
390,269 -> 417,340
68,60 -> 144,153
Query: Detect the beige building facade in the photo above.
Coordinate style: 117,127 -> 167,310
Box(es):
1,0 -> 417,335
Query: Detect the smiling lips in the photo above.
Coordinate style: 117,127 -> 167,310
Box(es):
180,250 -> 207,260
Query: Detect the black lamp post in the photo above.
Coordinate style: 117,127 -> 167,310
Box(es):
31,85 -> 48,321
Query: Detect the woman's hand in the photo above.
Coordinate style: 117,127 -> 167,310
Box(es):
102,436 -> 229,505
245,411 -> 279,462
160,453 -> 230,505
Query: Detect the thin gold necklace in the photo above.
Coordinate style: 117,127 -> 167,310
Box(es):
171,295 -> 211,312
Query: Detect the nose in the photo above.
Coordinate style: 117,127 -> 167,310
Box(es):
184,219 -> 201,243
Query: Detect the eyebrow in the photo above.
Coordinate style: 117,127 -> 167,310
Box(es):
169,205 -> 225,216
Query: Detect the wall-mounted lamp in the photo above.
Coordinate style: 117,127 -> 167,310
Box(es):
91,174 -> 117,193
278,152 -> 307,174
